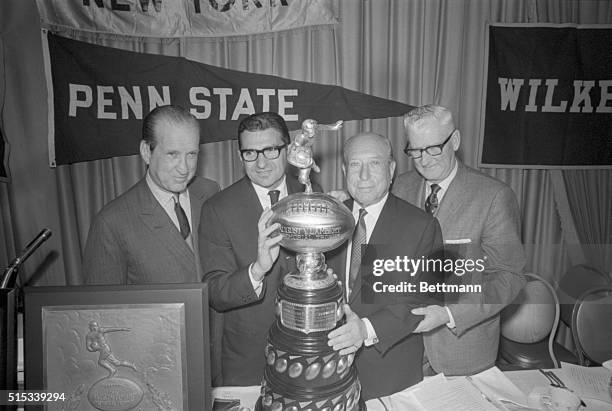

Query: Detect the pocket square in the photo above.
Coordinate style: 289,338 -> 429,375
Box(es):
445,239 -> 472,244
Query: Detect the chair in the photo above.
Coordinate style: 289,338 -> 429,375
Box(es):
497,273 -> 578,370
571,287 -> 612,366
558,264 -> 610,326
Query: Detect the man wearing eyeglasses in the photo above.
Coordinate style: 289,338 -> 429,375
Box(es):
392,105 -> 526,376
199,112 -> 321,386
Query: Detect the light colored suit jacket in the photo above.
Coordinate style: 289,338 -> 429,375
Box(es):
392,161 -> 526,375
83,176 -> 219,284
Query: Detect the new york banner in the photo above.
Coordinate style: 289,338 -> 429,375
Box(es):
43,32 -> 413,166
480,24 -> 612,168
36,0 -> 336,37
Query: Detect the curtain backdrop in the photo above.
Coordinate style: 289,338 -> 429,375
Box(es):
563,169 -> 612,276
0,0 -> 610,287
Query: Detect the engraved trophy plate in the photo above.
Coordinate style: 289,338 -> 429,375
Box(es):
42,304 -> 186,411
279,300 -> 338,334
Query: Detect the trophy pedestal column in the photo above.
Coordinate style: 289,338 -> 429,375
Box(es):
258,254 -> 361,411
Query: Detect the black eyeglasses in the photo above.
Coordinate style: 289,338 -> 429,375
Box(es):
240,144 -> 286,162
404,130 -> 455,159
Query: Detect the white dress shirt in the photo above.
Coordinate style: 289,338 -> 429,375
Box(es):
425,159 -> 458,206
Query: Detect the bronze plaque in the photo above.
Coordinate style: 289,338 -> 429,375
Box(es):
43,304 -> 185,411
24,284 -> 211,411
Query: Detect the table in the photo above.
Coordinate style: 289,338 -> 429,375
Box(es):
212,367 -> 612,410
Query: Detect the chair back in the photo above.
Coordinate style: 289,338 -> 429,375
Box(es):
500,273 -> 560,368
558,264 -> 610,326
571,287 -> 612,365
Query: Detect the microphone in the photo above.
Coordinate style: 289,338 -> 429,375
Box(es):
1,228 -> 52,288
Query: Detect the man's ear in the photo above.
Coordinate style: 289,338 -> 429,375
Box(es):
341,163 -> 346,177
140,140 -> 151,165
451,130 -> 461,152
389,160 -> 396,177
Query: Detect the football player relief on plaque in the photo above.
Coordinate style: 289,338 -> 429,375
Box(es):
257,120 -> 363,411
42,304 -> 187,410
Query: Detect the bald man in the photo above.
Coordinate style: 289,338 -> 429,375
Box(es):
326,133 -> 443,405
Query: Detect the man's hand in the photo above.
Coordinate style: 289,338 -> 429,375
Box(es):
327,305 -> 367,355
411,305 -> 450,333
251,208 -> 283,281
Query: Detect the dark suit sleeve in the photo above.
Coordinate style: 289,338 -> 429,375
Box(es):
368,217 -> 443,354
448,185 -> 526,335
82,214 -> 127,284
199,201 -> 264,312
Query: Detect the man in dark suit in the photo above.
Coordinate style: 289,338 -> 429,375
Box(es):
199,112 -> 320,386
83,105 -> 219,284
392,105 -> 526,376
326,132 -> 442,407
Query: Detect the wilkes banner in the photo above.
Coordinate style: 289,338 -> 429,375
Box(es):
36,0 -> 336,37
43,32 -> 413,166
480,24 -> 612,168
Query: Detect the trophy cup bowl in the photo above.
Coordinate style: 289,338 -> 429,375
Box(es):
269,192 -> 354,254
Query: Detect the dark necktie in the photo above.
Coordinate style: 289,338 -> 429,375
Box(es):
173,194 -> 190,239
268,190 -> 280,206
425,184 -> 441,215
349,208 -> 367,293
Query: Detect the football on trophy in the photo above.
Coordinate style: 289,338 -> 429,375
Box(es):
269,192 -> 355,253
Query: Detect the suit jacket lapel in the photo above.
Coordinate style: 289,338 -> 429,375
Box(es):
435,161 -> 467,227
137,179 -> 197,274
188,180 -> 207,278
416,179 -> 427,210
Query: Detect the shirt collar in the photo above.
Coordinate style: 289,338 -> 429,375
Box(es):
352,192 -> 388,222
251,175 -> 288,207
146,171 -> 188,205
426,160 -> 458,195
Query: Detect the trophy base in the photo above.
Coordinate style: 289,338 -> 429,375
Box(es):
255,397 -> 367,411
257,367 -> 363,411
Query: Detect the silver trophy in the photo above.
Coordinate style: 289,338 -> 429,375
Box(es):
258,120 -> 362,411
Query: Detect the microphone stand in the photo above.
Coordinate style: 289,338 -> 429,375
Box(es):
1,229 -> 52,395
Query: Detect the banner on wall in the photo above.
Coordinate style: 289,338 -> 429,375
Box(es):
42,32 -> 413,166
0,37 -> 8,181
36,0 -> 336,37
0,125 -> 8,181
479,24 -> 612,168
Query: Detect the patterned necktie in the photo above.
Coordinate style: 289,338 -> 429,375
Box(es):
349,208 -> 368,293
268,190 -> 280,206
173,194 -> 191,239
425,184 -> 441,215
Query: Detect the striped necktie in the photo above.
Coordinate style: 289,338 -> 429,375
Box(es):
173,194 -> 191,240
349,208 -> 367,293
425,184 -> 441,214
